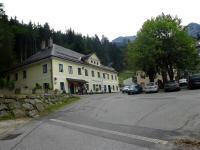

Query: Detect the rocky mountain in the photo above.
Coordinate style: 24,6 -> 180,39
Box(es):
187,23 -> 200,39
112,36 -> 136,47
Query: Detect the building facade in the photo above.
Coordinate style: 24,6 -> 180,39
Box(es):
7,44 -> 119,94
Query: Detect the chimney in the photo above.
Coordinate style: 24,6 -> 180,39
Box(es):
41,40 -> 46,49
48,37 -> 53,48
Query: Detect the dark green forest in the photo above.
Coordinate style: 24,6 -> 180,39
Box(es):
0,3 -> 123,73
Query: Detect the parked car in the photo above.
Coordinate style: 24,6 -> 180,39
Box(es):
144,82 -> 159,93
188,74 -> 200,89
179,78 -> 188,87
122,85 -> 130,93
127,84 -> 143,95
164,80 -> 180,92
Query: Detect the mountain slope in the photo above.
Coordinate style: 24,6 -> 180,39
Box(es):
187,23 -> 200,39
112,36 -> 136,47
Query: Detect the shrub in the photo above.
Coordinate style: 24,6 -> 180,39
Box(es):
0,78 -> 6,89
35,83 -> 42,89
15,88 -> 21,94
7,80 -> 15,90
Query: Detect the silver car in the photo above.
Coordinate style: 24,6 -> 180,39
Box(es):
144,82 -> 159,93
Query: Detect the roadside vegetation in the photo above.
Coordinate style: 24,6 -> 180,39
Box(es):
39,96 -> 80,116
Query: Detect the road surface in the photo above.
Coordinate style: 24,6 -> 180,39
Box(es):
1,89 -> 200,150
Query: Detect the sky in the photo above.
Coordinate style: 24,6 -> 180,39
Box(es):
1,0 -> 200,41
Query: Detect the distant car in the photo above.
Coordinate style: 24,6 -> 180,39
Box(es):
127,84 -> 143,95
179,78 -> 188,87
188,74 -> 200,89
164,80 -> 180,92
144,82 -> 159,93
122,85 -> 130,93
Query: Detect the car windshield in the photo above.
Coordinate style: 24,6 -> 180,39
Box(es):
167,81 -> 176,85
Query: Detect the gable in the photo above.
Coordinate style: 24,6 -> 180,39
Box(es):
86,53 -> 101,66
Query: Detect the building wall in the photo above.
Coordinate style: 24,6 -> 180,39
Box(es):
9,59 -> 52,90
136,71 -> 162,87
52,57 -> 119,93
136,70 -> 177,86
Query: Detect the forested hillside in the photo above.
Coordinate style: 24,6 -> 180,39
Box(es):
0,3 -> 123,73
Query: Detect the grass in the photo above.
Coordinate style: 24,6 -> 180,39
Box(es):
39,96 -> 80,116
118,70 -> 135,85
0,113 -> 15,121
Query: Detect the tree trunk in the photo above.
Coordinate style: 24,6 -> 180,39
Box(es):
168,64 -> 174,81
161,70 -> 167,84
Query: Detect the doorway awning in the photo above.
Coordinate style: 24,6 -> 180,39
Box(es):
66,78 -> 88,83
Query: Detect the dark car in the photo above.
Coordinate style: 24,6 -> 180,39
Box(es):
164,80 -> 180,92
188,74 -> 200,89
127,84 -> 143,95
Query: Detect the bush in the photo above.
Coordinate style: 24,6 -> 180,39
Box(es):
0,78 -> 6,89
0,78 -> 15,90
7,80 -> 15,90
35,83 -> 42,89
54,89 -> 59,94
15,88 -> 21,94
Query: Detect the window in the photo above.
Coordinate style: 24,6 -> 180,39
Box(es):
103,73 -> 106,79
113,85 -> 115,91
97,62 -> 99,65
107,74 -> 110,79
60,82 -> 65,91
99,85 -> 101,91
115,75 -> 117,80
59,64 -> 63,72
91,70 -> 95,77
43,64 -> 47,73
91,60 -> 93,63
104,85 -> 107,92
116,86 -> 118,91
97,72 -> 100,78
85,69 -> 88,76
68,66 -> 73,74
43,83 -> 49,89
23,70 -> 26,79
15,73 -> 18,81
111,75 -> 113,80
93,84 -> 96,91
78,68 -> 82,75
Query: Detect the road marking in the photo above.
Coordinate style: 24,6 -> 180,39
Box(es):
50,119 -> 168,145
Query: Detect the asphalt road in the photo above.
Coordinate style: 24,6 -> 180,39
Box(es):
1,89 -> 200,150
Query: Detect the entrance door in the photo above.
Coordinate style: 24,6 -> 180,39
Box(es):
70,83 -> 75,94
60,82 -> 65,91
108,85 -> 111,93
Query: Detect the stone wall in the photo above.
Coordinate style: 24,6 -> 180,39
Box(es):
0,94 -> 69,118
